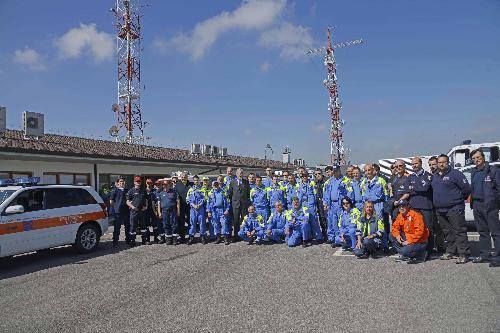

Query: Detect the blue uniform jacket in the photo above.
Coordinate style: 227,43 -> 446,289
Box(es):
266,212 -> 287,231
240,213 -> 265,232
360,176 -> 387,203
432,167 -> 471,211
409,169 -> 433,210
285,183 -> 300,208
250,186 -> 269,210
298,182 -> 316,209
187,186 -> 206,209
323,176 -> 349,206
267,185 -> 286,210
337,208 -> 361,230
285,207 -> 309,232
207,188 -> 230,213
471,163 -> 500,211
262,177 -> 273,188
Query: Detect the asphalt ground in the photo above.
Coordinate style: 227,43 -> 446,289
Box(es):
0,230 -> 499,333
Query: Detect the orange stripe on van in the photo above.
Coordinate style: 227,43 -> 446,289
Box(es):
0,211 -> 106,236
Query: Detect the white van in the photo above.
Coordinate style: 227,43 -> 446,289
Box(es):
0,178 -> 109,258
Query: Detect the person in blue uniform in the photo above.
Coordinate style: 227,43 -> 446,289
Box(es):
323,165 -> 350,244
334,197 -> 361,251
265,201 -> 287,243
109,178 -> 130,247
262,167 -> 274,188
187,175 -> 207,245
207,180 -> 231,245
432,154 -> 471,264
250,175 -> 270,222
157,179 -> 180,245
284,197 -> 312,247
238,205 -> 265,244
126,175 -> 148,247
470,149 -> 500,267
298,173 -> 323,242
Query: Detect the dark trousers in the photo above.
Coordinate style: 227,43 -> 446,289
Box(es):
232,203 -> 249,239
472,201 -> 500,261
436,209 -> 470,256
178,204 -> 190,241
112,212 -> 130,243
316,201 -> 327,239
129,210 -> 148,243
162,208 -> 178,237
390,234 -> 427,259
415,208 -> 435,251
432,209 -> 446,252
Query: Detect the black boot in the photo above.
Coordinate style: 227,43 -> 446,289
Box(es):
187,236 -> 194,245
153,236 -> 160,243
201,236 -> 207,245
129,239 -> 136,247
172,237 -> 178,246
158,236 -> 166,244
214,236 -> 222,244
165,237 -> 173,245
224,236 -> 231,245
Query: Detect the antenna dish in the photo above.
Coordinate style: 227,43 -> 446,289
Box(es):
109,125 -> 119,137
112,104 -> 120,113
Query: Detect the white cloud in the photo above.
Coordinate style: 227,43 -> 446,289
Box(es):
260,61 -> 270,72
152,36 -> 168,53
171,0 -> 286,61
55,23 -> 113,62
13,47 -> 46,71
258,22 -> 314,60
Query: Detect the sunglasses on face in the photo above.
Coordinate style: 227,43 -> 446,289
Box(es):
342,202 -> 350,205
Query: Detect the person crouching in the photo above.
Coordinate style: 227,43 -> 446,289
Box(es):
354,201 -> 385,259
265,201 -> 287,243
238,205 -> 265,245
334,197 -> 361,252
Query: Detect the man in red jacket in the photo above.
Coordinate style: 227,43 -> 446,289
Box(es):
391,200 -> 429,264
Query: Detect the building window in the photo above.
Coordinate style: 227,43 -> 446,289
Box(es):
43,173 -> 90,185
0,171 -> 33,180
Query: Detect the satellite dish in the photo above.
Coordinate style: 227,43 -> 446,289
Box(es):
112,104 -> 120,113
109,125 -> 119,137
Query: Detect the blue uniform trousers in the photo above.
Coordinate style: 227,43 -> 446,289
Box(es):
327,202 -> 341,241
189,207 -> 207,237
112,212 -> 130,243
162,208 -> 178,237
354,237 -> 382,257
335,227 -> 357,249
390,234 -> 427,259
238,229 -> 264,242
267,229 -> 285,242
211,207 -> 231,236
287,222 -> 312,247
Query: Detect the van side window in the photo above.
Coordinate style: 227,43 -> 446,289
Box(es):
8,190 -> 45,212
76,189 -> 97,205
45,189 -> 81,209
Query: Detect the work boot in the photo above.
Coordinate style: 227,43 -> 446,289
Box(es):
153,236 -> 159,243
158,236 -> 166,244
165,237 -> 173,245
214,236 -> 222,244
248,236 -> 255,245
302,240 -> 312,248
440,253 -> 456,260
187,236 -> 194,245
394,255 -> 409,262
129,240 -> 136,248
456,255 -> 469,264
489,261 -> 500,267
356,253 -> 369,259
201,236 -> 207,245
172,237 -> 178,246
224,236 -> 231,245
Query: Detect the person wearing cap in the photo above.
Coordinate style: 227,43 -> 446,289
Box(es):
262,167 -> 274,188
284,197 -> 312,247
250,175 -> 270,223
187,175 -> 208,245
126,176 -> 149,246
109,178 -> 130,247
265,201 -> 287,243
432,154 -> 471,264
157,179 -> 180,245
298,173 -> 323,243
238,205 -> 265,245
354,201 -> 385,259
470,149 -> 500,267
391,200 -> 429,264
323,165 -> 350,244
267,174 -> 287,213
334,197 -> 361,251
144,179 -> 161,243
207,180 -> 231,245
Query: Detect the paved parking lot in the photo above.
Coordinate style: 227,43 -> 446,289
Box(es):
0,230 -> 499,333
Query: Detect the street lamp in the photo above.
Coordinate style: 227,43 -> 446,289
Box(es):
264,144 -> 273,160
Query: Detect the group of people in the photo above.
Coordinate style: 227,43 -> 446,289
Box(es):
106,148 -> 499,267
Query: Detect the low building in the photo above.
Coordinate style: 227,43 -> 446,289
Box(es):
0,130 -> 291,191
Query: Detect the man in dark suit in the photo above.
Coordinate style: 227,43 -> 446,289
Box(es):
227,168 -> 251,241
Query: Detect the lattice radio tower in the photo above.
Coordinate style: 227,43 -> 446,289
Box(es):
307,28 -> 362,165
109,0 -> 146,143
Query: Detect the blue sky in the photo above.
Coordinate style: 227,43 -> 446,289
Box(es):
1,0 -> 499,165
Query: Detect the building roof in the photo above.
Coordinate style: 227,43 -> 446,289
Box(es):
0,130 -> 290,169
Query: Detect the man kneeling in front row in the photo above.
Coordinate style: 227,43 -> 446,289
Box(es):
391,200 -> 429,264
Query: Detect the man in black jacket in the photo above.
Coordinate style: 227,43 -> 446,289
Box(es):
175,172 -> 193,244
470,149 -> 500,267
227,168 -> 251,241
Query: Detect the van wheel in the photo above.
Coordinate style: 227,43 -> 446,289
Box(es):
74,224 -> 100,253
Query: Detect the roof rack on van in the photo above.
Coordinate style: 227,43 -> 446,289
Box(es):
0,177 -> 41,187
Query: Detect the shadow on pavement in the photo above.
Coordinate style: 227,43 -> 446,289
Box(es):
0,239 -> 126,280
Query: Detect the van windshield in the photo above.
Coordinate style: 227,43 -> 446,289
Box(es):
0,190 -> 15,205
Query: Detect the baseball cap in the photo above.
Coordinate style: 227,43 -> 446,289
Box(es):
146,178 -> 153,184
399,199 -> 410,206
133,176 -> 142,182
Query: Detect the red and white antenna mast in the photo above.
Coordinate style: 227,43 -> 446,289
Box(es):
110,0 -> 145,143
307,28 -> 362,165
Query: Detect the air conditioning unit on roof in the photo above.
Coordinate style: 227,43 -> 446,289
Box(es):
0,106 -> 6,135
23,111 -> 44,139
191,143 -> 201,154
220,147 -> 228,156
202,144 -> 212,155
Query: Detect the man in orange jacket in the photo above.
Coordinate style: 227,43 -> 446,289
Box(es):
391,200 -> 430,264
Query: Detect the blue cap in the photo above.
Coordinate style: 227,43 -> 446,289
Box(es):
333,165 -> 340,171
